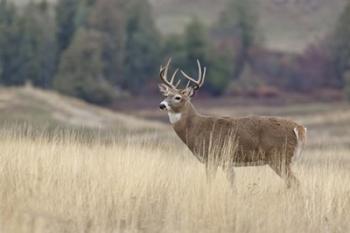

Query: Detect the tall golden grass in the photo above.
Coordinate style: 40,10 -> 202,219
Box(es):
0,128 -> 349,233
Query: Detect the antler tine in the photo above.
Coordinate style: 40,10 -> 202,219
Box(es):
180,70 -> 197,84
171,69 -> 179,84
180,59 -> 206,90
197,60 -> 202,85
201,67 -> 206,86
160,58 -> 180,89
175,79 -> 181,88
197,59 -> 207,87
164,58 -> 172,79
159,58 -> 169,82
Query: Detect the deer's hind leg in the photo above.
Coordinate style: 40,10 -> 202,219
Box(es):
269,163 -> 300,188
268,152 -> 300,189
224,165 -> 237,191
205,162 -> 218,184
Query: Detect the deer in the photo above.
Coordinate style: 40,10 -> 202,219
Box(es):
158,58 -> 307,188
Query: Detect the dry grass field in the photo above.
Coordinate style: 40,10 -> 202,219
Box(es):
1,87 -> 350,233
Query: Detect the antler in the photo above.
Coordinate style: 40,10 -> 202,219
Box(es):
160,58 -> 181,89
180,59 -> 206,90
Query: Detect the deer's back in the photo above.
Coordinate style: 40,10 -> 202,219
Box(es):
174,114 -> 304,163
213,116 -> 300,153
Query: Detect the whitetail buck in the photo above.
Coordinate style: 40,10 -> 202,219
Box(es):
158,59 -> 307,188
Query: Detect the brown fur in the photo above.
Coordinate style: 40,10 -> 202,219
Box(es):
159,60 -> 306,188
162,97 -> 306,188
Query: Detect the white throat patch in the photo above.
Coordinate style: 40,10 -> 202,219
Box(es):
168,112 -> 182,124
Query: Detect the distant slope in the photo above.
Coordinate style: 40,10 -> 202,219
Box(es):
151,0 -> 347,52
10,0 -> 347,52
257,0 -> 347,51
151,0 -> 226,35
0,86 -> 165,131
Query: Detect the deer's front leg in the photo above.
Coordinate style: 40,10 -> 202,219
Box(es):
205,162 -> 218,184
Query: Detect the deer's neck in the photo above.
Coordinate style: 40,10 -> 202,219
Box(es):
171,101 -> 200,140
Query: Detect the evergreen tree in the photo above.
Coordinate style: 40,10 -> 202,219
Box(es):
162,34 -> 187,67
0,1 -> 57,87
54,28 -> 117,104
86,0 -> 161,93
183,19 -> 210,69
122,0 -> 161,93
19,2 -> 57,87
332,1 -> 350,89
56,0 -> 79,53
75,0 -> 96,26
182,19 -> 232,95
0,0 -> 27,85
215,0 -> 258,80
87,0 -> 125,85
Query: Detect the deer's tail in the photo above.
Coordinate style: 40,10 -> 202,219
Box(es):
293,125 -> 307,162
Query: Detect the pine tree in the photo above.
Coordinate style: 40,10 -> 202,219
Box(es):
54,28 -> 117,104
18,2 -> 57,87
184,18 -> 210,68
0,0 -> 26,85
122,0 -> 161,93
87,0 -> 125,85
56,0 -> 79,53
182,19 -> 232,95
215,0 -> 258,80
332,1 -> 350,89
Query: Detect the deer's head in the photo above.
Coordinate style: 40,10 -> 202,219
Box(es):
159,58 -> 206,114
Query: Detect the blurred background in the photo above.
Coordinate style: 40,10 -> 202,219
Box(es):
3,1 -> 350,232
0,0 -> 350,125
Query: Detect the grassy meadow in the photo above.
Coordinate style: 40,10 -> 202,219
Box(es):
1,87 -> 350,233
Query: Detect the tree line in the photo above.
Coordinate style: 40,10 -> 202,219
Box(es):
0,0 -> 350,104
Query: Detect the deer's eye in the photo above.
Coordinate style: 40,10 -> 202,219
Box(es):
174,96 -> 182,101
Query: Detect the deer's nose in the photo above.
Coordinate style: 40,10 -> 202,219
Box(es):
159,103 -> 166,110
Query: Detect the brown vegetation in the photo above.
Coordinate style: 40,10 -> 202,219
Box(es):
0,121 -> 349,232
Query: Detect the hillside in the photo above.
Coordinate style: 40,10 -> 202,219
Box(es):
152,0 -> 347,52
10,0 -> 347,52
0,86 -> 165,132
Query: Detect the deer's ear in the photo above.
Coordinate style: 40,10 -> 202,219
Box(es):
181,87 -> 195,97
158,84 -> 169,95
